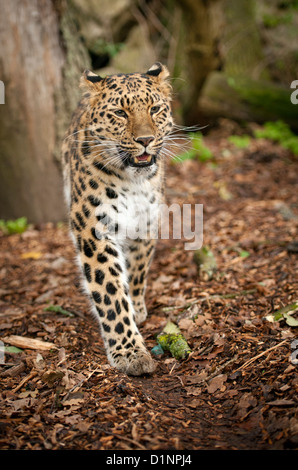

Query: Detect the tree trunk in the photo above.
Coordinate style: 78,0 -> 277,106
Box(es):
175,0 -> 224,124
0,0 -> 89,223
221,0 -> 266,79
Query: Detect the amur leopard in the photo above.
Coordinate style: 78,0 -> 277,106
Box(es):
62,63 -> 173,376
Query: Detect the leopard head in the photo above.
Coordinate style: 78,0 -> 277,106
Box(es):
80,63 -> 173,170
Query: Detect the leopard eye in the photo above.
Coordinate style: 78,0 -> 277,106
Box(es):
114,109 -> 127,118
150,106 -> 161,115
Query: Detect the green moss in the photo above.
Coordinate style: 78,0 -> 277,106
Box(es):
157,333 -> 191,360
262,13 -> 293,28
235,80 -> 294,121
254,120 -> 298,156
0,217 -> 28,235
199,73 -> 298,130
155,321 -> 192,360
88,39 -> 124,59
228,135 -> 251,148
175,132 -> 214,163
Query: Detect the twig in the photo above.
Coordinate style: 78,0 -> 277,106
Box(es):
95,425 -> 147,450
63,367 -> 101,399
3,335 -> 57,351
1,362 -> 26,377
12,370 -> 38,393
196,355 -> 239,386
162,289 -> 257,312
232,339 -> 289,373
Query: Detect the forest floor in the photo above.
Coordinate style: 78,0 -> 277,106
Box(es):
0,119 -> 297,451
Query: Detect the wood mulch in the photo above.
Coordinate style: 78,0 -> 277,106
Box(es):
0,120 -> 297,451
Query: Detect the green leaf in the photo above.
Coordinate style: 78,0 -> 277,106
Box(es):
174,149 -> 197,163
265,301 -> 298,326
228,135 -> 251,149
5,345 -> 23,354
283,313 -> 298,327
0,217 -> 28,234
254,121 -> 298,156
273,302 -> 298,321
175,132 -> 214,163
193,246 -> 217,280
44,305 -> 74,317
162,321 -> 181,335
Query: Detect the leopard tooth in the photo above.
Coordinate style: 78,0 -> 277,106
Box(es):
134,154 -> 152,164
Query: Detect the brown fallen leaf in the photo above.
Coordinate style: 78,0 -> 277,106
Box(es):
65,414 -> 81,425
236,392 -> 258,418
207,374 -> 227,394
41,369 -> 65,387
186,386 -> 202,397
76,420 -> 92,432
62,392 -> 85,408
131,423 -> 139,441
19,390 -> 38,398
8,397 -> 38,411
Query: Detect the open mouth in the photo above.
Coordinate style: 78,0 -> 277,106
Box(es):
129,153 -> 156,167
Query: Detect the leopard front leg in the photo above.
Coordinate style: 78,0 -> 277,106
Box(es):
125,238 -> 156,325
75,232 -> 156,376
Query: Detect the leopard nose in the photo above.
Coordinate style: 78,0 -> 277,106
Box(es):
135,136 -> 154,147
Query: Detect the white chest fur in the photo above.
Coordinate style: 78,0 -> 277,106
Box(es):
116,179 -> 160,243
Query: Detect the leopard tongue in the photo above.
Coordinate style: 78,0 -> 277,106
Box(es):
134,154 -> 152,164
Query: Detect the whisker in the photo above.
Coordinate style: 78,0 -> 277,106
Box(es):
64,127 -> 94,140
170,123 -> 207,134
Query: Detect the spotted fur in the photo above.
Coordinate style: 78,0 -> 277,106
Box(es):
62,63 -> 173,375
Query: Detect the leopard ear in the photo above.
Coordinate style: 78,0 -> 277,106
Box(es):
146,62 -> 169,81
80,69 -> 103,92
146,62 -> 171,96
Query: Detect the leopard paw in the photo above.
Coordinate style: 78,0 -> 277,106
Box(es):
134,308 -> 147,325
110,347 -> 156,376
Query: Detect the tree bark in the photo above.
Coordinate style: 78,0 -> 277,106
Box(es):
0,0 -> 89,223
175,0 -> 224,124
